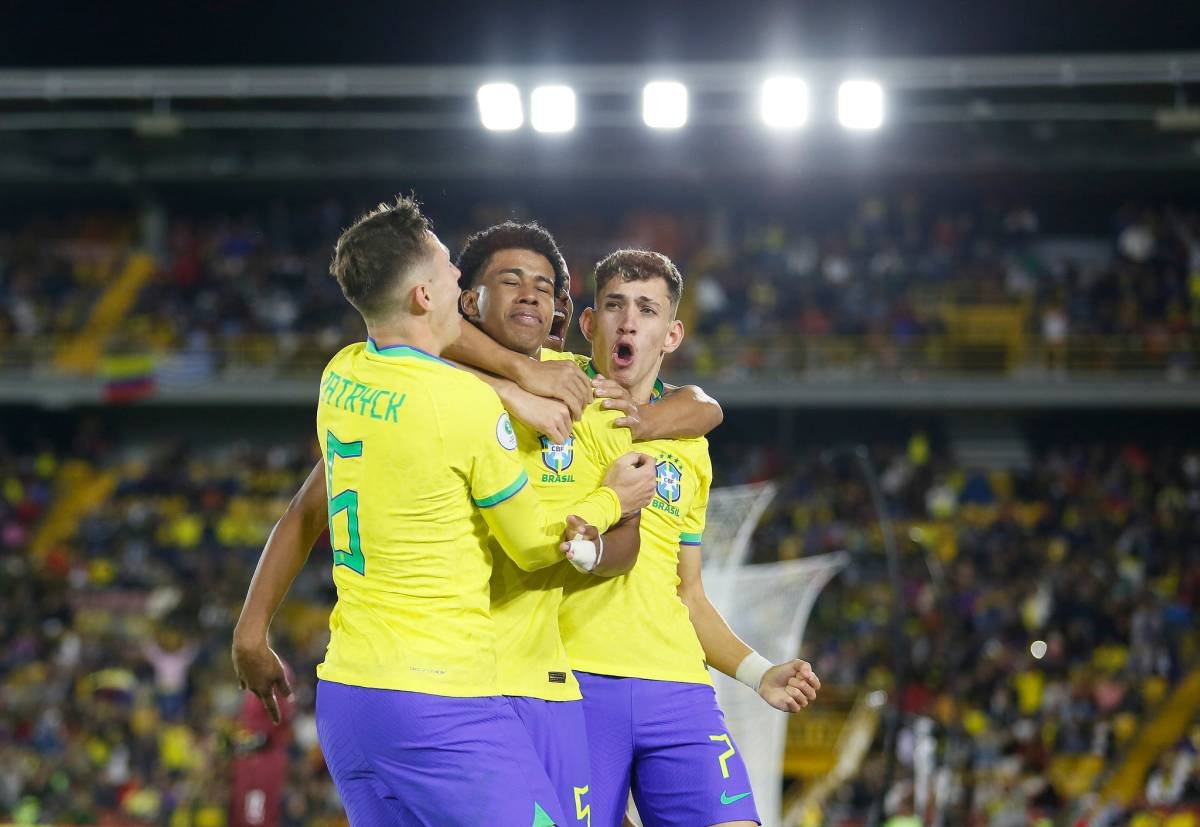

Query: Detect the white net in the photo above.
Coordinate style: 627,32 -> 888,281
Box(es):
627,481 -> 848,827
697,480 -> 779,570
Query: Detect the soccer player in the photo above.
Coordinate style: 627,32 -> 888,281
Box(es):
232,198 -> 653,827
561,250 -> 821,827
453,220 -> 656,825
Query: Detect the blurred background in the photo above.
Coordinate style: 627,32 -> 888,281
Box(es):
2,2 -> 1199,825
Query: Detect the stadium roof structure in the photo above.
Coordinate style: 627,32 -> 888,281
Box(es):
1,53 -> 1199,183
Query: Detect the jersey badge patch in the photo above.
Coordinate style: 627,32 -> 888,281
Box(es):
540,436 -> 575,474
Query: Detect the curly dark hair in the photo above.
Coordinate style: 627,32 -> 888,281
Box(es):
593,249 -> 683,309
455,221 -> 568,294
329,195 -> 432,318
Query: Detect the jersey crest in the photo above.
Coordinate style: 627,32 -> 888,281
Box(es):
540,436 -> 575,474
655,460 -> 682,504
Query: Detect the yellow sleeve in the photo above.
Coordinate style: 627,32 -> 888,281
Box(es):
482,482 -> 621,571
679,448 -> 711,547
455,380 -> 621,571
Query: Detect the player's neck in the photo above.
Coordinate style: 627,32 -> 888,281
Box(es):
620,357 -> 666,405
626,376 -> 656,405
366,319 -> 442,356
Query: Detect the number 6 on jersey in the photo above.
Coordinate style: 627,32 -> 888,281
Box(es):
326,430 -> 366,575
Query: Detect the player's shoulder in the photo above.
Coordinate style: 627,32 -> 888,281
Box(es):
324,341 -> 366,372
578,399 -> 622,430
424,365 -> 510,440
428,363 -> 505,412
647,435 -> 711,470
574,400 -> 628,446
538,347 -> 579,364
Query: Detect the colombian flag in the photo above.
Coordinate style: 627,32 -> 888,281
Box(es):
101,352 -> 157,403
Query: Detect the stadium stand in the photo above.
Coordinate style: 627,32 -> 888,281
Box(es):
3,196 -> 1198,382
2,422 -> 1196,825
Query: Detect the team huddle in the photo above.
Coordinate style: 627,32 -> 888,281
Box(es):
232,197 -> 821,827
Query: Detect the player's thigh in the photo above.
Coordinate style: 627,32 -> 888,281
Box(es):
508,696 -> 593,827
329,771 -> 411,826
315,682 -> 407,826
370,693 -> 564,827
577,672 -> 636,827
320,681 -> 566,827
628,680 -> 760,827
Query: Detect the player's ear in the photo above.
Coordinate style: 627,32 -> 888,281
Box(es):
459,286 -> 481,320
411,281 -> 434,314
662,317 -> 684,354
579,306 -> 596,342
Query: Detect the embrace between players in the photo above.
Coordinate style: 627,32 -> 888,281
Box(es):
231,197 -> 821,827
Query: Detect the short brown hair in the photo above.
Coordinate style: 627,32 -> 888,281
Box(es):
593,249 -> 683,309
330,196 -> 432,318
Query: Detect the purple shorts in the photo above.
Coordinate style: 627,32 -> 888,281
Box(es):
576,672 -> 760,827
507,697 -> 591,826
316,680 -> 565,827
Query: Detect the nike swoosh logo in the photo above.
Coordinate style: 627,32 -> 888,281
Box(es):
721,791 -> 751,805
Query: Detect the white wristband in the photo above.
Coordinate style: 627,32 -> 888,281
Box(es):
567,533 -> 604,573
735,651 -> 772,692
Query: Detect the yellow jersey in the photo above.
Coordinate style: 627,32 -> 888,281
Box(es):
315,340 -> 621,697
490,347 -> 633,700
558,363 -> 712,686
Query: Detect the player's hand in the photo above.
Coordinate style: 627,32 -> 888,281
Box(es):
602,451 -> 656,515
503,384 -> 573,445
592,376 -> 646,439
759,659 -> 820,713
561,517 -> 602,572
516,358 -> 590,421
232,636 -> 293,725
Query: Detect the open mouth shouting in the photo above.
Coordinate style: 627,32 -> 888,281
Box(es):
611,339 -> 636,370
546,309 -> 567,348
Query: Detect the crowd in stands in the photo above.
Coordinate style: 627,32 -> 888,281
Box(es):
0,213 -> 137,368
2,196 -> 1199,379
745,434 -> 1200,825
3,415 -> 1198,825
0,433 -> 344,826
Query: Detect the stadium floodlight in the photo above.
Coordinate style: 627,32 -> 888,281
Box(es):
837,80 -> 884,130
760,76 -> 809,129
531,84 -> 576,133
477,83 -> 523,131
642,81 -> 688,129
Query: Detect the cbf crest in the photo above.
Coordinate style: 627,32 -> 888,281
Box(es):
540,436 -> 575,475
655,460 -> 682,503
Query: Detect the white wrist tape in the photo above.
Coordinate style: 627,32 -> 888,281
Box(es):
567,533 -> 604,573
735,651 -> 772,692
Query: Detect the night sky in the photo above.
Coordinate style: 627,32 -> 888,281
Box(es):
1,0 -> 1194,68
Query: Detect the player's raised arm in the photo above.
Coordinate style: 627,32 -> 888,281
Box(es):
445,317 -> 590,419
592,376 -> 723,440
232,459 -> 328,723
